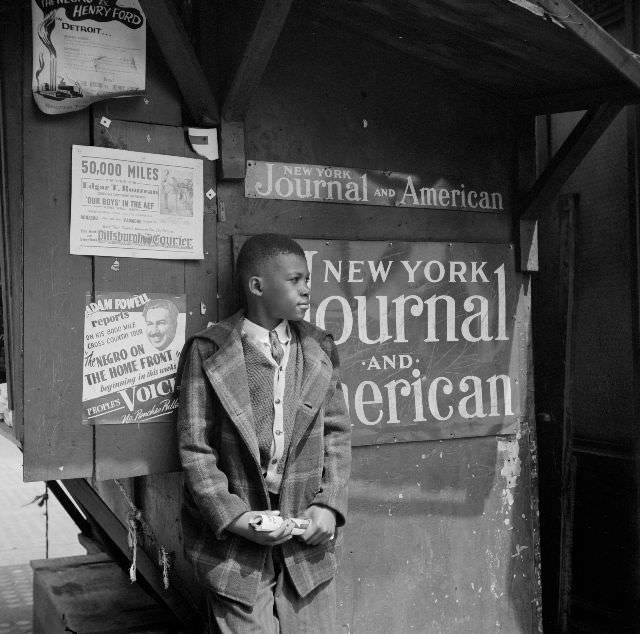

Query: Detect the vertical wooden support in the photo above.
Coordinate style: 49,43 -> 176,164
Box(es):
557,193 -> 578,633
624,0 -> 640,603
0,4 -> 25,441
516,114 -> 539,272
519,115 -> 550,272
219,119 -> 246,181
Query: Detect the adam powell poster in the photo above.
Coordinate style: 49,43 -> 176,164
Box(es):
82,292 -> 185,425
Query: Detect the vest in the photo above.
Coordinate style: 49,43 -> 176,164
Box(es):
242,332 -> 303,479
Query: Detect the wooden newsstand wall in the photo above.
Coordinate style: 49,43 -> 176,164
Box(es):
5,1 -> 541,631
214,8 -> 540,633
4,0 -> 214,609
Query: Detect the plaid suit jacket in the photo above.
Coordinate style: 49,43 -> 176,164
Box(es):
177,310 -> 351,607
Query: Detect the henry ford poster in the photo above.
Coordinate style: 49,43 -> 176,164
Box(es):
70,145 -> 204,259
32,0 -> 146,115
288,240 -> 521,445
82,292 -> 186,424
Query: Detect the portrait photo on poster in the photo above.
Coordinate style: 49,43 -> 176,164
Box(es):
82,291 -> 186,425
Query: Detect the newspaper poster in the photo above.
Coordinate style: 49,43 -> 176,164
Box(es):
31,0 -> 146,115
82,292 -> 186,425
295,240 -> 521,445
70,145 -> 204,259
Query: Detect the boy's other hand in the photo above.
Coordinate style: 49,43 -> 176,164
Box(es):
227,510 -> 295,546
299,505 -> 336,546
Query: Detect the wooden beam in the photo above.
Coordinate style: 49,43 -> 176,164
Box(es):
222,0 -> 293,121
64,479 -> 201,632
521,102 -> 623,221
138,0 -> 219,125
518,83 -> 640,115
535,0 -> 640,92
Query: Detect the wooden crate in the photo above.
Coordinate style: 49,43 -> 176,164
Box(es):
31,554 -> 173,634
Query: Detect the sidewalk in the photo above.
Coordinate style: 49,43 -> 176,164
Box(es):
0,435 -> 85,634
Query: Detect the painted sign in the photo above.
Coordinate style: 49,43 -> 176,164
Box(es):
82,292 -> 186,424
31,0 -> 146,115
245,161 -> 505,212
70,145 -> 204,259
297,240 -> 521,445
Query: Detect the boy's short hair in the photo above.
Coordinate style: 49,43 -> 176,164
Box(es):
236,233 -> 305,296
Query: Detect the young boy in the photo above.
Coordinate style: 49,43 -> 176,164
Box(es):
177,234 -> 352,633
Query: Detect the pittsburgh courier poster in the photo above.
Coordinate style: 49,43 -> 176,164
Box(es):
70,145 -> 204,259
82,292 -> 186,425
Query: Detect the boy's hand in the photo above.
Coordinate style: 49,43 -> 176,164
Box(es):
299,505 -> 336,546
227,510 -> 294,546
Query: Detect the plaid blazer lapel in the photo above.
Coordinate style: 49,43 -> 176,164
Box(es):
201,315 -> 261,466
288,323 -> 333,451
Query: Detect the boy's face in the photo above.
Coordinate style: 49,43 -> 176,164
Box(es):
257,252 -> 310,322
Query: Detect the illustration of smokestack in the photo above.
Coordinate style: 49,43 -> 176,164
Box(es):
37,10 -> 57,90
35,52 -> 45,92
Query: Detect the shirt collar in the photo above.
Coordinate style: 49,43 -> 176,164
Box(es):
242,317 -> 291,346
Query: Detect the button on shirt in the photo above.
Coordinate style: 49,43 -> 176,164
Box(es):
242,318 -> 291,493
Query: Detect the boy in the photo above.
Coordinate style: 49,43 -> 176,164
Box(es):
177,234 -> 352,633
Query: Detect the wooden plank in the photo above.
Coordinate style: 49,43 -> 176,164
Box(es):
94,28 -> 182,127
217,183 -> 513,245
521,103 -> 624,221
216,231 -> 237,320
0,4 -> 26,443
91,118 -> 216,479
138,473 -> 204,605
519,83 -> 640,115
32,554 -> 172,634
138,0 -> 219,125
306,0 -> 614,98
535,0 -> 640,92
64,478 -> 201,631
22,27 -> 93,480
222,0 -> 294,121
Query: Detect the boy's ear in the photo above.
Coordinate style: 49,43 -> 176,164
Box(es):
248,275 -> 263,297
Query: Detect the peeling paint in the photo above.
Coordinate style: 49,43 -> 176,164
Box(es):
498,436 -> 521,489
512,544 -> 529,558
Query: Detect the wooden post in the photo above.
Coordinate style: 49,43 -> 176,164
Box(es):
557,193 -> 578,633
624,0 -> 640,605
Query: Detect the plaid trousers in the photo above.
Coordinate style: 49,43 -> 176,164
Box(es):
206,544 -> 336,634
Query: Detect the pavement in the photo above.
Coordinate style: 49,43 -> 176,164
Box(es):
0,434 -> 85,634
